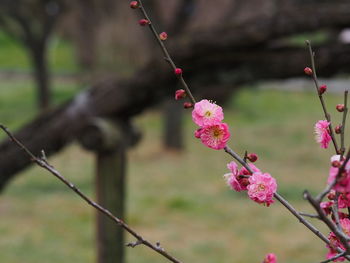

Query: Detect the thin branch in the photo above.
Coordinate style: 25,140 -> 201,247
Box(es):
299,212 -> 320,219
333,192 -> 341,231
341,91 -> 349,158
137,0 -> 196,105
0,124 -> 183,263
305,190 -> 350,254
306,40 -> 339,154
320,252 -> 346,263
317,148 -> 350,202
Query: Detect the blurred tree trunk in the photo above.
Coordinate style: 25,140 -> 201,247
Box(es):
163,99 -> 184,151
31,42 -> 51,110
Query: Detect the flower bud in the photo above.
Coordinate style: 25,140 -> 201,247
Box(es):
335,125 -> 342,134
319,85 -> 327,95
336,104 -> 345,112
130,1 -> 139,9
175,89 -> 186,100
247,153 -> 258,162
139,19 -> 150,26
304,67 -> 313,75
174,68 -> 183,76
183,102 -> 193,109
327,190 -> 336,200
332,160 -> 341,168
194,128 -> 202,138
159,32 -> 168,41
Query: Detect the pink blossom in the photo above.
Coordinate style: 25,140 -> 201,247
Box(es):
327,162 -> 350,193
320,201 -> 334,215
192,99 -> 224,127
247,172 -> 277,206
199,123 -> 230,150
263,253 -> 277,263
224,162 -> 261,192
314,120 -> 331,149
224,161 -> 248,192
338,193 -> 350,209
326,218 -> 350,262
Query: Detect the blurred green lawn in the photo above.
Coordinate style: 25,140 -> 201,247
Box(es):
0,74 -> 346,262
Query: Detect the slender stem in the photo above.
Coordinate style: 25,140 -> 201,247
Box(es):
137,0 -> 196,105
306,40 -> 339,154
320,252 -> 346,263
224,146 -> 330,246
316,148 -> 350,202
305,191 -> 350,253
341,91 -> 349,158
0,124 -> 183,263
299,212 -> 320,219
333,192 -> 341,231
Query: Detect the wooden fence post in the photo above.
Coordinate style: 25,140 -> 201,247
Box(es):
78,118 -> 140,263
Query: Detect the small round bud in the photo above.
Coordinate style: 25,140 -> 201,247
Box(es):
139,19 -> 150,26
327,190 -> 336,200
183,102 -> 193,109
336,104 -> 345,112
247,153 -> 258,162
194,128 -> 202,138
319,85 -> 327,95
159,32 -> 168,41
332,160 -> 341,168
175,89 -> 186,100
130,1 -> 139,9
335,125 -> 342,134
304,67 -> 313,76
174,68 -> 183,76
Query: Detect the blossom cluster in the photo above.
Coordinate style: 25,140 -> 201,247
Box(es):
224,161 -> 277,206
326,218 -> 350,262
191,99 -> 230,150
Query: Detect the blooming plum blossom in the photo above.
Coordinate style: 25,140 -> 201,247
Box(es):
263,253 -> 277,263
247,172 -> 277,206
224,162 -> 262,192
320,201 -> 334,215
314,120 -> 331,149
199,123 -> 230,150
192,99 -> 224,127
326,218 -> 350,262
327,158 -> 350,193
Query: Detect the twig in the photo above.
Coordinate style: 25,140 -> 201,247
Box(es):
299,212 -> 320,219
341,91 -> 349,158
0,124 -> 183,263
306,40 -> 339,154
304,190 -> 350,253
137,0 -> 196,105
320,252 -> 346,263
316,148 -> 350,202
333,192 -> 341,231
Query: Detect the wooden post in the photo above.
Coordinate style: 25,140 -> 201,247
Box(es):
78,118 -> 140,263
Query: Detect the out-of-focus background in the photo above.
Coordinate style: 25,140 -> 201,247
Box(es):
0,0 -> 350,262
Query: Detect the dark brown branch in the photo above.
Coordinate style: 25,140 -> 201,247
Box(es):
341,91 -> 349,158
0,124 -> 183,263
306,40 -> 339,154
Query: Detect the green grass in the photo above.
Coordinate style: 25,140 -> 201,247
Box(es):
0,31 -> 78,73
0,82 -> 346,262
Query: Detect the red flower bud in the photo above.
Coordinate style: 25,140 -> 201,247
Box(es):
304,67 -> 313,76
183,102 -> 193,109
194,128 -> 202,138
174,68 -> 183,76
159,32 -> 168,41
335,125 -> 342,134
130,1 -> 139,9
139,19 -> 150,26
336,104 -> 345,112
247,153 -> 258,162
327,190 -> 336,200
332,160 -> 341,168
319,85 -> 327,95
175,89 -> 186,100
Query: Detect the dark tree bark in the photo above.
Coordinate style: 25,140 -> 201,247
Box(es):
1,43 -> 350,190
